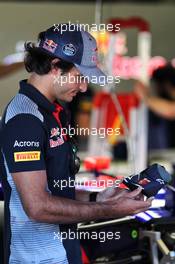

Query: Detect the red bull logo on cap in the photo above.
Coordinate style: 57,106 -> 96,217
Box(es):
43,39 -> 58,53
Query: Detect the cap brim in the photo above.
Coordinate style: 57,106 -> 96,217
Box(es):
75,64 -> 108,86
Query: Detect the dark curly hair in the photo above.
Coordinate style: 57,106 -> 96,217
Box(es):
151,64 -> 175,99
152,64 -> 175,86
24,31 -> 74,75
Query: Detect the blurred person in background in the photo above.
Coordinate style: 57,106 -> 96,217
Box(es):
134,64 -> 175,149
0,62 -> 23,78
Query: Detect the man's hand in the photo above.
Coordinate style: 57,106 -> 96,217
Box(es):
96,186 -> 128,202
134,81 -> 149,101
96,184 -> 145,203
104,188 -> 153,218
0,62 -> 23,78
134,81 -> 175,119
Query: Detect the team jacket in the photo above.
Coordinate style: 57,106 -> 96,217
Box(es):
0,80 -> 82,264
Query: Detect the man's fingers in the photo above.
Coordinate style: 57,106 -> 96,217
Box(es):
133,198 -> 153,210
126,187 -> 143,198
132,202 -> 153,215
134,207 -> 149,215
147,197 -> 154,203
135,193 -> 144,201
102,188 -> 128,202
113,188 -> 128,196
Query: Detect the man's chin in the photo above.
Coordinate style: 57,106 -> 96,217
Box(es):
63,96 -> 74,103
56,96 -> 73,103
68,96 -> 74,102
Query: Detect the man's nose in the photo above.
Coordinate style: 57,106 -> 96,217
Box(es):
79,80 -> 88,93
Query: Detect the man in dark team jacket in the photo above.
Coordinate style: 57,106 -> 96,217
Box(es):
0,24 -> 152,264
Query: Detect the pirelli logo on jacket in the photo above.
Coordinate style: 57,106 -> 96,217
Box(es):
14,151 -> 41,162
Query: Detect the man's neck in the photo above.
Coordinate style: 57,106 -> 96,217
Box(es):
27,73 -> 55,103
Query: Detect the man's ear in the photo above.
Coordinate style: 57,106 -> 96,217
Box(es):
50,58 -> 61,75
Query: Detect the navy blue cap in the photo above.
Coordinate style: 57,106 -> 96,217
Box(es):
36,24 -> 107,85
